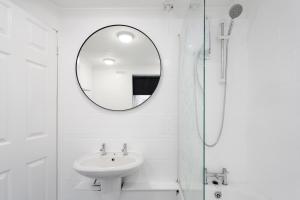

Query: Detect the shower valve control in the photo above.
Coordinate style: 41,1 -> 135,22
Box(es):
205,168 -> 228,185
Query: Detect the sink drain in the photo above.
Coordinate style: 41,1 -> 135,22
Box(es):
214,191 -> 222,199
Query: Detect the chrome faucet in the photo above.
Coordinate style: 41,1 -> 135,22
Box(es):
99,143 -> 106,156
205,168 -> 228,185
121,143 -> 128,156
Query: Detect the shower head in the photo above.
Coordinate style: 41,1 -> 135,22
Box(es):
229,4 -> 243,19
227,4 -> 243,35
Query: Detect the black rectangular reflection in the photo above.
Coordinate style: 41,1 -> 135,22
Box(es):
132,76 -> 160,95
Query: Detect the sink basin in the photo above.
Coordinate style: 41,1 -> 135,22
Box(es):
73,152 -> 143,200
73,152 -> 143,178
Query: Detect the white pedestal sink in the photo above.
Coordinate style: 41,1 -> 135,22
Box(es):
73,152 -> 143,200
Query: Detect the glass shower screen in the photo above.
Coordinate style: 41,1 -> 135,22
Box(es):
178,0 -> 205,200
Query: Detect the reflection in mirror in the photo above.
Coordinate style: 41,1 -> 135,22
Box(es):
76,25 -> 161,111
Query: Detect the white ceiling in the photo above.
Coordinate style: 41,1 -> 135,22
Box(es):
79,25 -> 160,75
48,0 -> 231,9
49,0 -> 166,8
206,0 -> 232,6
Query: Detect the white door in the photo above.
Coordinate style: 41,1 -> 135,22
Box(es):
0,0 -> 57,199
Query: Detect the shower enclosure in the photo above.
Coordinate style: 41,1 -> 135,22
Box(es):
180,0 -> 300,200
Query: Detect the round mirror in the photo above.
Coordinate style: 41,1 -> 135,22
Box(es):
76,25 -> 162,111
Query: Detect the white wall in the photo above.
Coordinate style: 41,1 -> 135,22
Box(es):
77,58 -> 93,92
92,69 -> 133,110
205,1 -> 300,199
58,9 -> 181,200
245,0 -> 300,199
80,66 -> 160,110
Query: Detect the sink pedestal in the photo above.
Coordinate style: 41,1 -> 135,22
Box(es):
100,177 -> 122,200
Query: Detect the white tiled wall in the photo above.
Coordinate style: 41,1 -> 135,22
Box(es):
204,5 -> 250,184
58,9 -> 182,200
206,1 -> 300,199
245,0 -> 300,199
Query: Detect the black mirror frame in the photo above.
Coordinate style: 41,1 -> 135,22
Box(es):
75,24 -> 162,111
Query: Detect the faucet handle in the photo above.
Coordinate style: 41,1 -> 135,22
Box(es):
122,143 -> 128,156
100,143 -> 106,155
100,143 -> 105,149
222,168 -> 228,174
222,168 -> 228,185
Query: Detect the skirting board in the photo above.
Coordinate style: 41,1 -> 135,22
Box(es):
75,180 -> 179,191
123,182 -> 179,191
